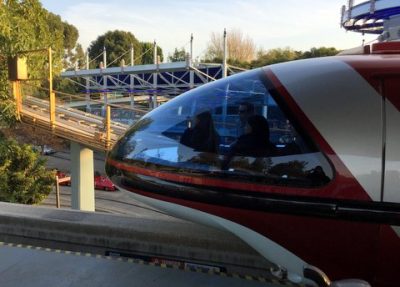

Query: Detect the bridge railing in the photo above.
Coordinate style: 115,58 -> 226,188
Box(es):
13,81 -> 148,151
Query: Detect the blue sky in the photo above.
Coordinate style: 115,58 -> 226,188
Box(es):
40,0 -> 376,60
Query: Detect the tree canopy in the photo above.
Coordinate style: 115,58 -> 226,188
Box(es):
0,136 -> 54,204
0,0 -> 57,125
88,31 -> 165,67
251,46 -> 340,68
0,0 -> 77,204
251,47 -> 302,67
202,29 -> 341,68
88,30 -> 141,68
168,47 -> 187,62
140,41 -> 163,64
204,28 -> 256,63
301,47 -> 340,59
0,0 -> 81,125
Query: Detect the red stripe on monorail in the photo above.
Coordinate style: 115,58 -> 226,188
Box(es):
107,157 -> 366,200
107,158 -> 301,195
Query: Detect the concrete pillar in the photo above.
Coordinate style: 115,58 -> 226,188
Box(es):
71,142 -> 95,211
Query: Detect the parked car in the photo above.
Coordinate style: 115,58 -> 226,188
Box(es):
56,171 -> 116,191
94,175 -> 117,191
33,145 -> 56,155
43,145 -> 56,155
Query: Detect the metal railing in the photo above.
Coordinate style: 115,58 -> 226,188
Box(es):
13,82 -> 148,151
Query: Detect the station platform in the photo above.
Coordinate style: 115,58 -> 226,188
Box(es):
0,242 -> 278,287
0,202 -> 302,287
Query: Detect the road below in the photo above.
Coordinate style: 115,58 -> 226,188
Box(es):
41,151 -> 179,221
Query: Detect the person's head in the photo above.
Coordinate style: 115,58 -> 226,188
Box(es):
194,111 -> 213,130
245,115 -> 270,139
238,102 -> 255,123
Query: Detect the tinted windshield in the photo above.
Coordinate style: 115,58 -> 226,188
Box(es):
110,68 -> 333,188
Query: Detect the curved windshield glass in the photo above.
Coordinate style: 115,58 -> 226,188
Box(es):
110,68 -> 333,188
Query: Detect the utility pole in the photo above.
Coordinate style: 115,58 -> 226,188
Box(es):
130,44 -> 135,113
49,47 -> 55,129
102,47 -> 107,116
55,176 -> 60,208
86,49 -> 91,112
189,34 -> 194,89
152,40 -> 158,109
223,28 -> 228,78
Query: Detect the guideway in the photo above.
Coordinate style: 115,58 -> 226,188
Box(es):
0,243 -> 276,287
0,202 -> 297,287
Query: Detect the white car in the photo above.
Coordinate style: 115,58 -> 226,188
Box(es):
33,145 -> 56,155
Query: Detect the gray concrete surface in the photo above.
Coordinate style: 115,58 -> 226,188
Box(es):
0,202 -> 272,275
42,184 -> 173,218
0,243 -> 276,287
44,150 -> 106,175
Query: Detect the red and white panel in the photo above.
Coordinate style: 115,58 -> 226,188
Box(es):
383,77 -> 400,204
270,57 -> 383,202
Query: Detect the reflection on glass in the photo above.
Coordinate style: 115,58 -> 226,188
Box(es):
114,68 -> 333,188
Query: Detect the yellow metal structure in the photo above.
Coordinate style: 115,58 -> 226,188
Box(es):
12,81 -> 22,120
48,48 -> 56,129
8,56 -> 28,81
105,105 -> 111,149
8,47 -> 137,152
20,96 -> 128,151
49,92 -> 56,129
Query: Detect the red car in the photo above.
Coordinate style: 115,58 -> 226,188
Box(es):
56,171 -> 116,191
94,175 -> 117,191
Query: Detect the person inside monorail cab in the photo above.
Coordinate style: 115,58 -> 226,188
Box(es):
113,69 -> 333,188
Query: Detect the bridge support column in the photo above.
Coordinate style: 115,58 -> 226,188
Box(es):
71,142 -> 95,211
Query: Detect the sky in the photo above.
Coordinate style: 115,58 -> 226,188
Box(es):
40,0 -> 376,61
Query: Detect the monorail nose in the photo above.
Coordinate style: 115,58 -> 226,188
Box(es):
106,67 -> 332,192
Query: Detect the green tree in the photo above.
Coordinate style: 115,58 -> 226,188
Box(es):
71,43 -> 86,70
46,13 -> 80,69
61,19 -> 79,52
0,136 -> 55,204
301,47 -> 340,59
88,30 -> 141,68
0,1 -> 74,205
0,0 -> 71,125
168,47 -> 187,62
2,124 -> 66,156
252,47 -> 302,67
251,46 -> 340,68
140,41 -> 164,64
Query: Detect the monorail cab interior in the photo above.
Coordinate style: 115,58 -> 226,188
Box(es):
111,68 -> 333,188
